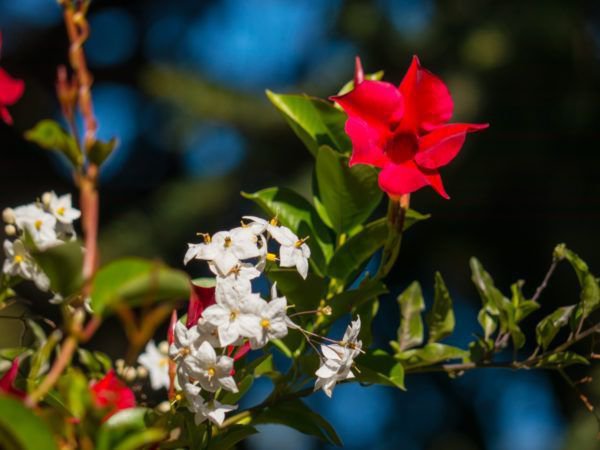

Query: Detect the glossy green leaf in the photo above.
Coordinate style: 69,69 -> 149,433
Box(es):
396,282 -> 425,351
327,279 -> 387,324
0,395 -> 59,450
96,408 -> 165,450
24,119 -> 82,167
266,90 -> 350,155
88,137 -> 118,166
242,187 -> 334,275
27,329 -> 61,392
356,349 -> 405,389
426,272 -> 455,343
535,305 -> 575,350
396,343 -> 468,369
253,398 -> 342,446
315,145 -> 382,234
470,258 -> 508,339
537,351 -> 590,368
58,369 -> 91,419
90,258 -> 190,316
220,375 -> 254,406
265,268 -> 328,312
31,241 -> 84,298
211,425 -> 258,450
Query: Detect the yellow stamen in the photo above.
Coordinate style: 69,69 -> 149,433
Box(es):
269,217 -> 279,226
229,310 -> 238,321
179,347 -> 190,357
294,236 -> 309,248
207,367 -> 216,378
260,318 -> 270,329
34,219 -> 43,230
56,206 -> 65,216
266,252 -> 278,262
13,255 -> 23,264
196,232 -> 212,244
224,236 -> 232,248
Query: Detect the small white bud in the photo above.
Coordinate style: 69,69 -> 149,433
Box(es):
115,359 -> 125,374
41,192 -> 52,208
157,401 -> 171,413
137,366 -> 149,379
158,341 -> 169,355
124,366 -> 137,382
4,224 -> 16,236
2,208 -> 15,224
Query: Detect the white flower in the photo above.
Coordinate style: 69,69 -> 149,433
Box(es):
209,261 -> 261,284
184,227 -> 261,276
269,226 -> 311,279
45,192 -> 81,224
169,321 -> 202,383
196,318 -> 222,348
202,279 -> 262,346
13,204 -> 59,248
188,341 -> 238,393
314,316 -> 362,398
184,383 -> 237,426
2,239 -> 50,291
244,284 -> 289,349
242,215 -> 278,236
138,340 -> 170,390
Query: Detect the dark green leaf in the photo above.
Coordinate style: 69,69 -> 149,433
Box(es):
210,425 -> 258,450
31,241 -> 84,298
91,258 -> 190,316
0,395 -> 59,450
265,267 -> 328,312
396,282 -> 425,351
396,343 -> 467,369
470,258 -> 508,339
356,349 -> 405,389
242,187 -> 334,275
426,272 -> 455,343
266,91 -> 350,155
315,146 -> 382,234
468,337 -> 494,364
535,305 -> 575,350
327,279 -> 388,324
253,398 -> 342,446
24,119 -> 82,167
88,137 -> 118,166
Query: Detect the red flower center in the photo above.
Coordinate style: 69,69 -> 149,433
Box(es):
384,132 -> 418,164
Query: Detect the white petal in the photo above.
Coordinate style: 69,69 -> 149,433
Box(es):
218,375 -> 238,393
295,253 -> 309,279
195,341 -> 217,366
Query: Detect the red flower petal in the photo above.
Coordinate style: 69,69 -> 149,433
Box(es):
0,105 -> 13,125
346,117 -> 389,168
354,56 -> 364,86
0,68 -> 25,105
422,167 -> 450,199
331,79 -> 403,137
90,370 -> 136,421
378,160 -> 430,197
186,283 -> 216,328
415,123 -> 489,169
399,55 -> 453,133
0,358 -> 25,399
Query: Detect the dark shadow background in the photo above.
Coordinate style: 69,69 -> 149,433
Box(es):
1,0 -> 600,449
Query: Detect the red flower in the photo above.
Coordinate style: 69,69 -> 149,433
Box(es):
0,32 -> 25,126
186,282 -> 216,328
331,56 -> 488,199
0,358 -> 25,399
90,370 -> 136,421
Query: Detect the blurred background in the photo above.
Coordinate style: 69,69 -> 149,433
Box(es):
1,0 -> 600,449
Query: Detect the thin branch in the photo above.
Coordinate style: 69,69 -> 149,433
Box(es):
531,258 -> 559,303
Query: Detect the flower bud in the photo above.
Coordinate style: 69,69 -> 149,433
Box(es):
123,366 -> 137,382
2,208 -> 15,224
158,341 -> 169,355
4,224 -> 16,236
115,358 -> 125,374
136,366 -> 148,379
157,401 -> 171,413
41,192 -> 52,208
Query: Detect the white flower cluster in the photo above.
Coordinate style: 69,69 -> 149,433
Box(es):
2,192 -> 80,292
314,316 -> 362,398
172,216 -> 309,426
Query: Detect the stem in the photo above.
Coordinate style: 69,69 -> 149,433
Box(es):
531,258 -> 559,303
377,194 -> 410,279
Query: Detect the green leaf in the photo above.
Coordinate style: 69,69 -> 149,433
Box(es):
266,91 -> 350,155
535,305 -> 575,350
24,119 -> 82,167
96,408 -> 165,450
220,375 -> 254,405
90,258 -> 190,316
242,187 -> 334,275
253,398 -> 342,446
27,329 -> 61,392
396,282 -> 425,351
210,425 -> 258,450
537,352 -> 590,368
0,395 -> 59,450
470,258 -> 508,339
31,241 -> 84,298
554,245 -> 600,329
426,272 -> 455,343
265,268 -> 328,312
396,343 -> 468,369
356,349 -> 405,389
315,145 -> 382,234
88,137 -> 118,166
468,337 -> 494,364
57,369 -> 91,419
336,70 -> 385,97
